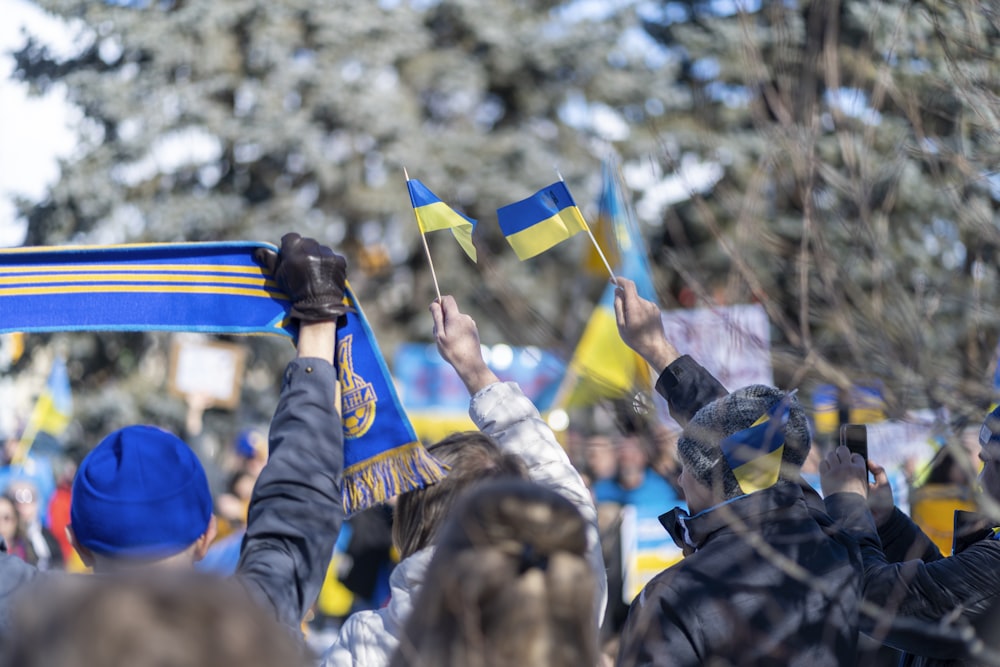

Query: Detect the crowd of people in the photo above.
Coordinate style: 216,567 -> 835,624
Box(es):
1,233 -> 999,666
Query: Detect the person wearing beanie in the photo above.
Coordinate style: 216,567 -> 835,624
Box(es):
820,405 -> 1000,665
0,232 -> 350,639
611,277 -> 869,666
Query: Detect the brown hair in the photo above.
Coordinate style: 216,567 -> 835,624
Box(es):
390,478 -> 599,667
392,431 -> 528,559
1,572 -> 311,667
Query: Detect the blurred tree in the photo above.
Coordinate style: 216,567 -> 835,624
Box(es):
10,0 -> 1000,446
10,0 -> 669,432
636,0 -> 1000,423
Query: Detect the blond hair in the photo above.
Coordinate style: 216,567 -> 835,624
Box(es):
393,431 -> 528,559
390,479 -> 599,667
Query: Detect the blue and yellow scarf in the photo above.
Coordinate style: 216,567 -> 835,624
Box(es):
0,241 -> 446,514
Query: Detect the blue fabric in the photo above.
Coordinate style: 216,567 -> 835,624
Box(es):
234,428 -> 267,459
496,181 -> 580,235
595,469 -> 683,511
0,242 -> 291,336
0,242 -> 445,515
196,529 -> 245,575
70,425 -> 213,558
0,458 -> 56,526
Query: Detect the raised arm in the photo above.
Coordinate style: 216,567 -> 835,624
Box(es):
430,295 -> 608,624
237,233 -> 348,631
614,277 -> 727,425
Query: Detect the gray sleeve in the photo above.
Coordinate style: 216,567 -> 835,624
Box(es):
236,357 -> 344,631
0,553 -> 42,639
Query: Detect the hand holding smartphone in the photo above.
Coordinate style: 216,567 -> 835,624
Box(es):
840,424 -> 874,483
840,424 -> 868,462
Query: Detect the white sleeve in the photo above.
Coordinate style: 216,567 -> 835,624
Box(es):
469,381 -> 609,625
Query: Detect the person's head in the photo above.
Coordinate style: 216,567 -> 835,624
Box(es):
4,480 -> 40,527
0,495 -> 20,545
68,425 -> 216,571
233,427 -> 268,477
392,431 -> 528,560
650,424 -> 681,478
615,434 -> 650,491
2,572 -> 310,667
583,435 -> 616,482
677,385 -> 810,514
390,479 -> 598,667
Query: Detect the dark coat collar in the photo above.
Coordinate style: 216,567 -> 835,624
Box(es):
659,480 -> 808,555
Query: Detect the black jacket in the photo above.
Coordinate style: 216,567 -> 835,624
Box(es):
862,507 -> 1000,666
653,355 -> 728,428
616,481 -> 865,666
615,356 -> 867,666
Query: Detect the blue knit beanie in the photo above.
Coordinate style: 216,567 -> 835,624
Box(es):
70,425 -> 213,558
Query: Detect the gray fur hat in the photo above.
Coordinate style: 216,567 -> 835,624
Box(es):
677,385 -> 811,499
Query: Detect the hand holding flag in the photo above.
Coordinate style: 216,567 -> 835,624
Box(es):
614,277 -> 679,373
429,295 -> 500,395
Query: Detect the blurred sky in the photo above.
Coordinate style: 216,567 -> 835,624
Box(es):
0,0 -> 82,247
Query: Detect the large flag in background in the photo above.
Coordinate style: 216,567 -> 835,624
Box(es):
0,242 -> 446,515
13,355 -> 73,463
406,178 -> 478,262
496,181 -> 588,260
555,161 -> 658,409
582,172 -> 621,277
31,355 -> 73,436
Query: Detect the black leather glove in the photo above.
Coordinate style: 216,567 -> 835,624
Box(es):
255,233 -> 349,322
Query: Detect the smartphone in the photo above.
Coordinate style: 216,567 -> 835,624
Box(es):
840,424 -> 868,462
953,510 -> 992,555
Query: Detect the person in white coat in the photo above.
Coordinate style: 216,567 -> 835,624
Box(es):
321,296 -> 607,667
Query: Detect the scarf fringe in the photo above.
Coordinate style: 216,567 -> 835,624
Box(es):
342,441 -> 449,516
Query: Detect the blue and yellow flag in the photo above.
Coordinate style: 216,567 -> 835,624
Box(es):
720,396 -> 793,495
13,355 -> 73,463
406,179 -> 477,262
496,181 -> 588,260
555,162 -> 656,408
33,355 -> 72,436
0,242 -> 446,515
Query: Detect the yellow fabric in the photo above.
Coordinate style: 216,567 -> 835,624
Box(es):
408,411 -> 477,443
559,306 -> 649,409
504,207 -> 588,260
316,555 -> 354,618
909,484 -> 976,555
731,444 -> 785,494
414,201 -> 477,261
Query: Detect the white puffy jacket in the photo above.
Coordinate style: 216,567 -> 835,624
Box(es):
320,381 -> 607,667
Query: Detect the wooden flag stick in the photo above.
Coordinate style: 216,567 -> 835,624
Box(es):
556,167 -> 617,283
405,167 -> 443,301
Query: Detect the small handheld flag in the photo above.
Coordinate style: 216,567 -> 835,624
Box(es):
496,181 -> 589,260
406,178 -> 478,262
720,394 -> 794,495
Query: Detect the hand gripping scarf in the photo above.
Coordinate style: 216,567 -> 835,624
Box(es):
0,241 -> 446,515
